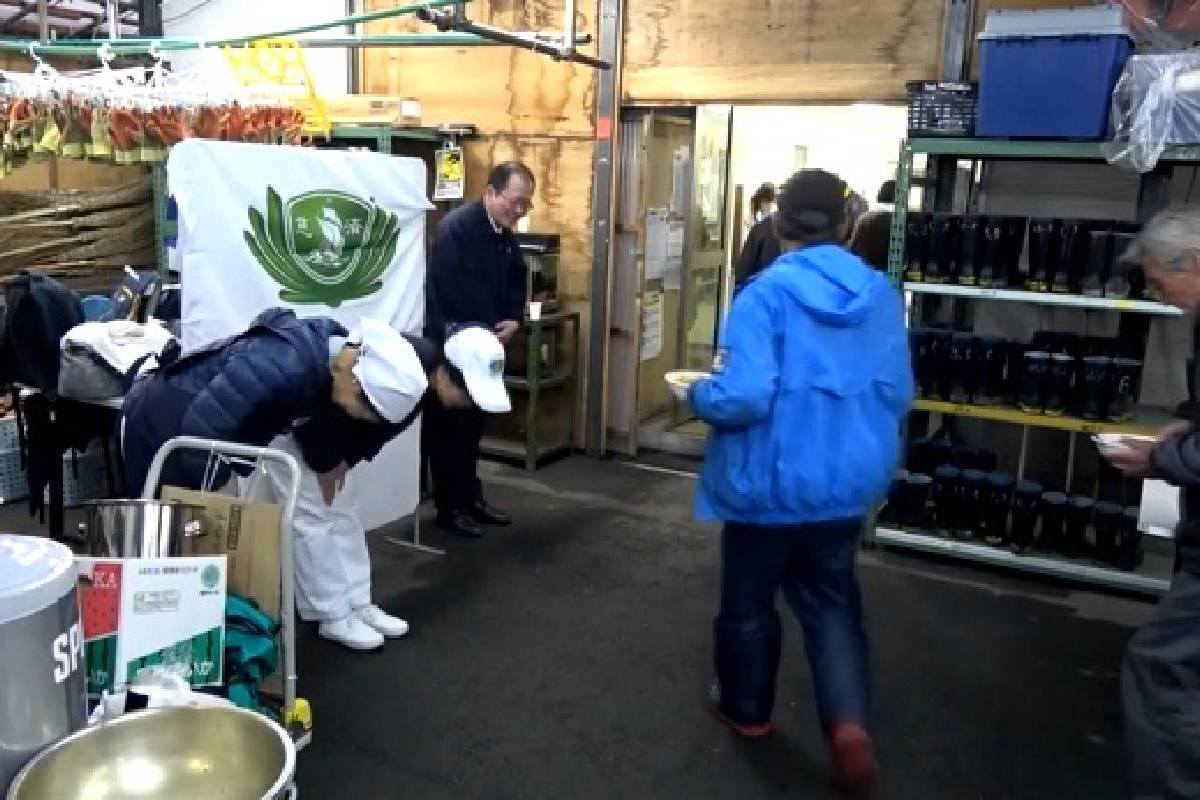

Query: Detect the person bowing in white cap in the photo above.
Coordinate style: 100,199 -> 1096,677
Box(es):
120,307 -> 511,651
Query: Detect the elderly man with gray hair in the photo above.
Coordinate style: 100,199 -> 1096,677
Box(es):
1104,207 -> 1200,799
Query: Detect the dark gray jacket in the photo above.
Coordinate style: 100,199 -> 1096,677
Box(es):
1152,356 -> 1200,571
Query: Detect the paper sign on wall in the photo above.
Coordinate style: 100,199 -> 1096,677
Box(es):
671,146 -> 690,215
645,208 -> 669,281
434,145 -> 465,201
665,220 -> 684,290
641,291 -> 663,362
646,208 -> 685,290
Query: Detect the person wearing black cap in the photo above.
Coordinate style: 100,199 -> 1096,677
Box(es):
688,169 -> 912,794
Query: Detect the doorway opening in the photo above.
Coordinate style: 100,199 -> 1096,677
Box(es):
605,103 -> 907,458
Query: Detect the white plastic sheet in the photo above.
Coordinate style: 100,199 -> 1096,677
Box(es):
1105,52 -> 1200,172
169,140 -> 433,528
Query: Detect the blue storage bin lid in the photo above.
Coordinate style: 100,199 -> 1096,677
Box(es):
978,4 -> 1132,41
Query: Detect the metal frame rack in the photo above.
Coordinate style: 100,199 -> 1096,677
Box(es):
482,311 -> 581,471
880,137 -> 1200,596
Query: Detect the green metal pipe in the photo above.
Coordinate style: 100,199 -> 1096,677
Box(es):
23,0 -> 472,52
31,32 -> 494,54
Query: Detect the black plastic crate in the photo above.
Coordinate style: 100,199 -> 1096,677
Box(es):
907,81 -> 978,137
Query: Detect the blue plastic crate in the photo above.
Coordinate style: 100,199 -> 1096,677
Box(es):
977,6 -> 1133,140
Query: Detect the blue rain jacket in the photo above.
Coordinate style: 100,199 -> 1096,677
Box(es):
690,244 -> 913,524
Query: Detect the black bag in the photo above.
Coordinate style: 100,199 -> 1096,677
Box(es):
1,272 -> 85,394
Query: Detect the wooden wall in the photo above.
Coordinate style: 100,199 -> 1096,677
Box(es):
622,0 -> 947,103
361,0 -> 599,307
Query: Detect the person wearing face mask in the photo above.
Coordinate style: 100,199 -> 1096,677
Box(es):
425,161 -> 532,538
119,307 -> 512,650
749,182 -> 777,225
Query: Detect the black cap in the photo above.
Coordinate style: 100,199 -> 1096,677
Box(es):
775,169 -> 850,241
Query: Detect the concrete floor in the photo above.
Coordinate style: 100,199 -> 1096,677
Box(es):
1,455 -> 1156,798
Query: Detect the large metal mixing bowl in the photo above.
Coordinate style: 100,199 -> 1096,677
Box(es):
6,706 -> 295,800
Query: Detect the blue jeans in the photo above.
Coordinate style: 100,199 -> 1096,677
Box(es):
714,518 -> 870,729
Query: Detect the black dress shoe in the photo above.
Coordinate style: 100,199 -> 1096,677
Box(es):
470,499 -> 511,526
435,510 -> 483,538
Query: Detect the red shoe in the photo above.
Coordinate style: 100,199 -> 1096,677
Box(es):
708,704 -> 774,738
829,721 -> 877,795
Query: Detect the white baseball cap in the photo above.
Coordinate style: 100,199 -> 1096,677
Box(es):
351,318 -> 429,423
443,326 -> 511,414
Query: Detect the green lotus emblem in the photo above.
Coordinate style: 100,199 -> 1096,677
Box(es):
244,187 -> 402,307
200,564 -> 221,591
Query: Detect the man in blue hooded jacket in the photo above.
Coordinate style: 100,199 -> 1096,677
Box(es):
689,169 -> 913,795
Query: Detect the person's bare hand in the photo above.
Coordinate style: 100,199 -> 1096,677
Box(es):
1105,437 -> 1156,478
317,462 -> 349,506
495,319 -> 520,345
1158,420 -> 1193,442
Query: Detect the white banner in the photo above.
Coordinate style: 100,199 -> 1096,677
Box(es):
168,140 -> 434,528
168,139 -> 433,348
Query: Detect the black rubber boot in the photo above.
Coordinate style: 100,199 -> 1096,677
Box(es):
1010,481 -> 1044,553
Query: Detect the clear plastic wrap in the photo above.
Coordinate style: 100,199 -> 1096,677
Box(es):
1120,1 -> 1200,52
1105,51 -> 1200,172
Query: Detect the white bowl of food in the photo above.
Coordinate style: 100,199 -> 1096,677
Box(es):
1092,433 -> 1155,458
664,370 -> 709,401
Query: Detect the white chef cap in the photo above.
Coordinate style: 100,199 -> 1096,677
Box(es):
350,319 -> 428,423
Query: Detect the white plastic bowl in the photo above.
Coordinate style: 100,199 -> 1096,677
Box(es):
664,370 -> 709,401
1092,433 -> 1155,458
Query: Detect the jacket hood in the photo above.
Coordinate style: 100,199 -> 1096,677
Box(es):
767,245 -> 878,327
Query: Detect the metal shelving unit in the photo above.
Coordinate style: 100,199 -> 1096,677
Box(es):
324,123 -> 447,152
882,136 -> 1192,595
886,138 -> 1200,283
906,282 -> 1182,316
874,527 -> 1170,596
481,311 -> 580,471
913,399 -> 1167,436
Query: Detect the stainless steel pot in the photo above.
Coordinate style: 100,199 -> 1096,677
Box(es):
83,500 -> 205,559
6,705 -> 296,800
0,535 -> 86,795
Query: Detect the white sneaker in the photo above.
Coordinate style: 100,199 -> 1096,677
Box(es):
355,604 -> 410,639
318,615 -> 384,651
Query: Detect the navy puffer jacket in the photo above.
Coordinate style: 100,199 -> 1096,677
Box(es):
121,308 -> 348,494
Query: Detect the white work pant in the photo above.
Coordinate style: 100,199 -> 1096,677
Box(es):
258,434 -> 371,623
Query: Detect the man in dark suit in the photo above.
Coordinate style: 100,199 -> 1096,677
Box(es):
426,161 -> 534,537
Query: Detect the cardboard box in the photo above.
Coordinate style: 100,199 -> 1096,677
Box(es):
162,487 -> 283,619
325,94 -> 422,127
162,487 -> 284,691
78,556 -> 226,697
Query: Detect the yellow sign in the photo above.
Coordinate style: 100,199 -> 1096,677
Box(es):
221,38 -> 331,137
434,146 -> 465,201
